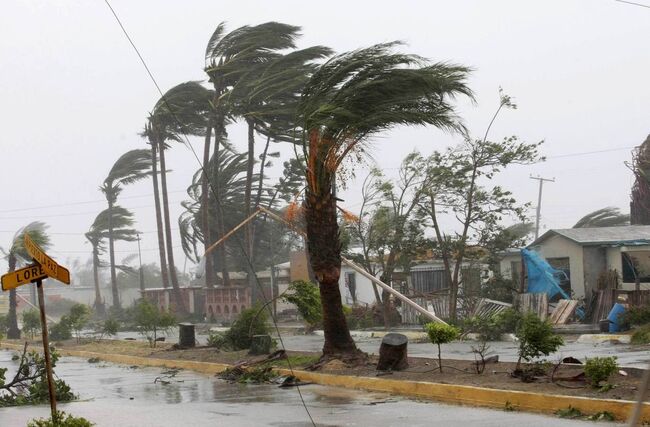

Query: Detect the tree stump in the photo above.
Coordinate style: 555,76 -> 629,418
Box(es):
178,323 -> 195,348
376,333 -> 408,371
249,334 -> 272,355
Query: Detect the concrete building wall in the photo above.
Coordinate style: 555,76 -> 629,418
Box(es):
530,234 -> 586,298
582,246 -> 607,297
338,265 -> 377,306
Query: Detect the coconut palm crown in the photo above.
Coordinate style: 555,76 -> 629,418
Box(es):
296,42 -> 473,356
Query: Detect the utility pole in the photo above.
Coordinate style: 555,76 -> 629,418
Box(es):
136,233 -> 144,293
530,175 -> 555,239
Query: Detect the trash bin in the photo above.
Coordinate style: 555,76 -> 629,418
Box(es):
178,322 -> 195,348
606,303 -> 626,333
599,319 -> 611,333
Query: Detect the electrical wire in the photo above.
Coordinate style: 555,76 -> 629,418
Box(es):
101,2 -> 316,424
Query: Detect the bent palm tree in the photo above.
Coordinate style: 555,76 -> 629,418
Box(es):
297,42 -> 472,356
143,81 -> 212,314
0,222 -> 50,339
100,149 -> 152,310
86,206 -> 139,316
573,207 -> 630,228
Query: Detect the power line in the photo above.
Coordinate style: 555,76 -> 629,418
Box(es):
0,190 -> 186,214
615,0 -> 650,9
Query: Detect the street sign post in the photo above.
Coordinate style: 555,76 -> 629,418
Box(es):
0,234 -> 72,420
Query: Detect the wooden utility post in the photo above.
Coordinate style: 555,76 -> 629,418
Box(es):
36,279 -> 57,418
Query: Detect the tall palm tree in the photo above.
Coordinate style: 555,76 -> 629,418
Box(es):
297,42 -> 472,356
204,22 -> 302,291
86,206 -> 139,316
573,207 -> 630,228
0,222 -> 50,339
100,149 -> 152,310
143,81 -> 212,314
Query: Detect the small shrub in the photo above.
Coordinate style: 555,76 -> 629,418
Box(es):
631,324 -> 650,344
282,280 -> 322,330
463,308 -> 522,341
584,356 -> 618,388
27,411 -> 94,427
49,316 -> 73,341
69,304 -> 91,343
587,411 -> 615,421
132,300 -> 176,347
620,305 -> 650,327
515,313 -> 563,369
99,318 -> 119,340
425,322 -> 460,372
224,306 -> 270,350
22,309 -> 41,339
206,331 -> 229,349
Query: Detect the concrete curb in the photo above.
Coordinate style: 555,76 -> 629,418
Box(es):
2,342 -> 648,422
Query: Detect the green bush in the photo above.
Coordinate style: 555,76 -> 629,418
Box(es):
68,304 -> 91,343
282,280 -> 322,329
28,411 -> 93,427
515,313 -> 563,368
49,316 -> 72,341
620,305 -> 650,327
206,331 -> 229,349
584,356 -> 618,388
425,322 -> 460,372
631,324 -> 650,344
99,318 -> 119,340
133,300 -> 176,347
463,308 -> 522,341
22,309 -> 41,339
224,306 -> 270,350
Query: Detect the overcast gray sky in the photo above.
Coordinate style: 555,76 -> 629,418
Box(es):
0,0 -> 648,277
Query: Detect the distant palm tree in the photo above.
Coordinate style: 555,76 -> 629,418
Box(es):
86,206 -> 139,316
573,207 -> 630,228
143,81 -> 212,314
297,42 -> 472,356
0,222 -> 50,339
100,149 -> 152,310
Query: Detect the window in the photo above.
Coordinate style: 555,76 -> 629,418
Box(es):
547,257 -> 571,299
411,268 -> 450,293
622,251 -> 650,283
344,272 -> 357,303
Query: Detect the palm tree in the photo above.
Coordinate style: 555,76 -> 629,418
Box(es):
143,81 -> 212,314
100,149 -> 152,310
573,207 -> 630,228
86,206 -> 139,316
297,42 -> 472,356
0,222 -> 50,339
204,22 -> 303,291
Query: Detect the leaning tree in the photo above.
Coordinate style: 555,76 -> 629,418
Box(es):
296,42 -> 472,357
0,222 -> 51,339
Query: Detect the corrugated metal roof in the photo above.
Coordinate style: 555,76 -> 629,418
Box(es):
528,225 -> 650,247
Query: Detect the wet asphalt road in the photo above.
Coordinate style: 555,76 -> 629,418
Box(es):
0,350 -> 620,427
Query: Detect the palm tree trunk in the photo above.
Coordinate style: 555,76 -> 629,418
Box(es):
92,246 -> 105,317
304,188 -> 358,356
7,254 -> 20,339
107,198 -> 120,310
151,141 -> 170,289
201,124 -> 214,288
244,119 -> 257,300
157,140 -> 187,315
212,137 -> 231,286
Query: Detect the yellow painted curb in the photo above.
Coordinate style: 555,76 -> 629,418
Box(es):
2,342 -> 648,421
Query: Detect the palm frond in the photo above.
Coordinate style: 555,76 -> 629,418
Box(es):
573,207 -> 630,228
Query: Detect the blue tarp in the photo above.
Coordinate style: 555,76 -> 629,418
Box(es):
521,248 -> 585,319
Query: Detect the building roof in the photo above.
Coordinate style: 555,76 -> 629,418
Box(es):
528,225 -> 650,247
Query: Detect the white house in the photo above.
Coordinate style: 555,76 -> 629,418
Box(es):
501,226 -> 650,299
